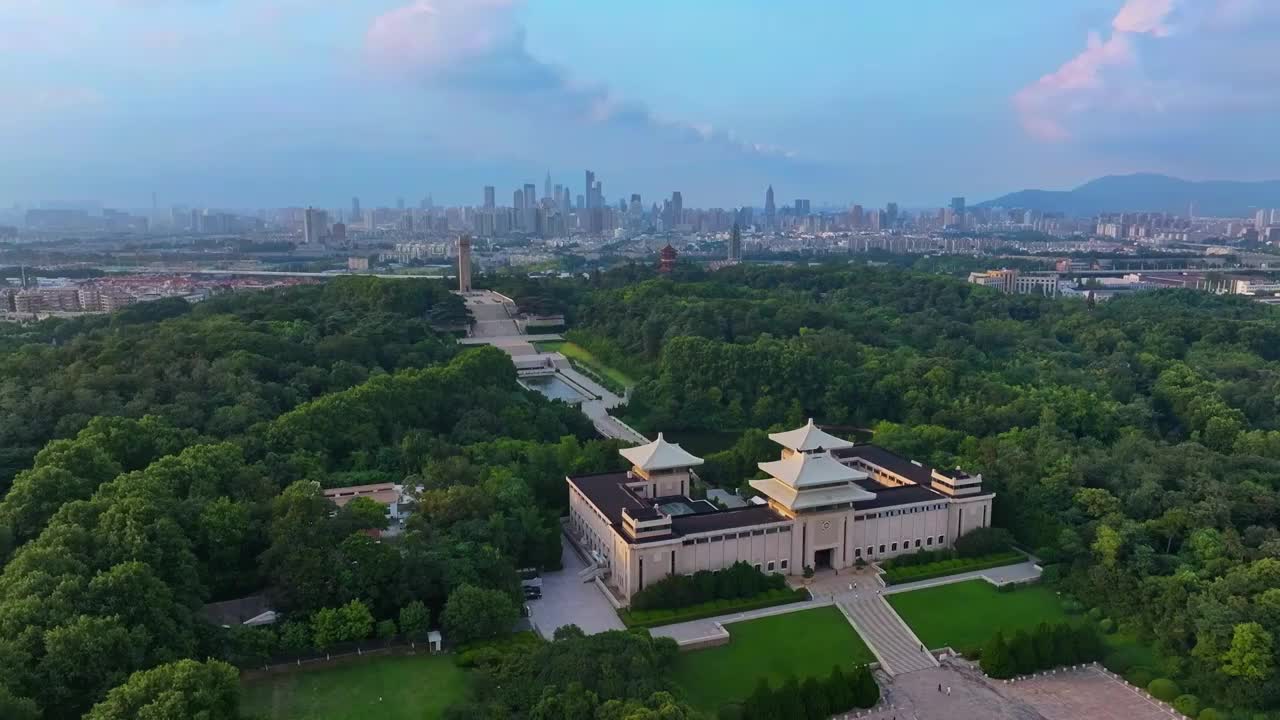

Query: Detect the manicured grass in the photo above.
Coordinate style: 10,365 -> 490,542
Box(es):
887,580 -> 1067,652
241,653 -> 467,720
534,341 -> 635,388
670,606 -> 875,711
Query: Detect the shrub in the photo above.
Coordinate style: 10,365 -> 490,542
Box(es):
1147,678 -> 1180,702
1126,667 -> 1155,689
1062,599 -> 1085,615
1087,607 -> 1104,621
376,619 -> 398,640
1102,652 -> 1133,675
1173,694 -> 1201,717
1197,710 -> 1225,720
629,561 -> 786,611
1099,618 -> 1116,634
953,526 -> 1014,557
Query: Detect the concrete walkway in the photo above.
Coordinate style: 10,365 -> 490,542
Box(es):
528,540 -> 624,640
839,593 -> 937,676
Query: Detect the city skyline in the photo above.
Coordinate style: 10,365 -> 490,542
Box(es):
3,0 -> 1279,208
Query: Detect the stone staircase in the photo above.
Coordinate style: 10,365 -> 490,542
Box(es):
838,595 -> 937,676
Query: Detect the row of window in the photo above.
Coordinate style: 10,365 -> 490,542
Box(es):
852,535 -> 946,558
759,559 -> 789,573
680,526 -> 790,546
857,503 -> 947,521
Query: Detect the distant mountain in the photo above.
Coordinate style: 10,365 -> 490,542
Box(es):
977,174 -> 1280,218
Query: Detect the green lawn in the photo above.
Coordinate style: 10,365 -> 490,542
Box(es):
241,653 -> 467,720
887,580 -> 1067,652
670,606 -> 874,711
534,341 -> 636,388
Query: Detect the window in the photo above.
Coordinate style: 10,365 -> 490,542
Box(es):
937,534 -> 945,544
878,544 -> 886,554
914,539 -> 921,548
766,561 -> 775,571
752,530 -> 765,536
754,563 -> 762,571
867,546 -> 874,556
891,542 -> 898,551
926,537 -> 933,546
854,547 -> 862,558
780,559 -> 789,570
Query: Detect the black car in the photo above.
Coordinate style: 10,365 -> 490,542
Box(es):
522,586 -> 542,600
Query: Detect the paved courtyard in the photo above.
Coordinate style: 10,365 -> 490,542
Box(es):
996,665 -> 1177,720
527,539 -> 624,639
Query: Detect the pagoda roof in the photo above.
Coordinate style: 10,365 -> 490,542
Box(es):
768,418 -> 854,453
757,451 -> 868,489
619,433 -> 704,472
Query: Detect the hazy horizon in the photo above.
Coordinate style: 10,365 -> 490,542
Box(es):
3,0 -> 1278,209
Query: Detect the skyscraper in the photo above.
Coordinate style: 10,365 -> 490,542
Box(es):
886,202 -> 899,227
524,184 -> 537,210
514,189 -> 524,211
397,197 -> 405,211
303,207 -> 325,244
765,185 -> 776,228
484,186 -> 495,210
950,197 -> 966,228
544,172 -> 552,203
351,197 -> 361,222
728,223 -> 742,262
671,191 -> 683,228
1257,209 -> 1270,230
585,170 -> 595,209
457,235 -> 473,293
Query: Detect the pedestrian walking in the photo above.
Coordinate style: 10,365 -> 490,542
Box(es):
937,683 -> 942,692
946,686 -> 951,696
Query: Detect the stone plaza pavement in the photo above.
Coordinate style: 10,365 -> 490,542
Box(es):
527,541 -> 624,640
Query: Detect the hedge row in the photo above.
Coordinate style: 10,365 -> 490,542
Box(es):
620,588 -> 809,628
882,551 -> 1025,585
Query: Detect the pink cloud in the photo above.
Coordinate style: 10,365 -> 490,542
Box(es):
365,0 -> 520,77
1014,0 -> 1177,141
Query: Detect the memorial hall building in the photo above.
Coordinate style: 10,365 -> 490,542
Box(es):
567,420 -> 994,602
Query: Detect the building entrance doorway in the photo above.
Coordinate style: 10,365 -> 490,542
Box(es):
814,548 -> 834,570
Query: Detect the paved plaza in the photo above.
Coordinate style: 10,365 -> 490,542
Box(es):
527,540 -> 624,640
996,665 -> 1178,720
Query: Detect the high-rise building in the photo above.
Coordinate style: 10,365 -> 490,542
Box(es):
524,183 -> 537,210
765,185 -> 776,228
886,202 -> 899,227
1256,209 -> 1270,230
514,189 -> 525,211
850,204 -> 864,229
950,197 -> 966,228
544,172 -> 552,203
351,197 -> 361,222
794,199 -> 810,215
303,207 -> 326,244
728,223 -> 742,262
397,197 -> 405,211
593,181 -> 603,209
457,235 -> 473,293
484,186 -> 495,210
671,191 -> 683,228
585,170 -> 596,209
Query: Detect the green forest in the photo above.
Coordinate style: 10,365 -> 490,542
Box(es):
4,263 -> 1280,718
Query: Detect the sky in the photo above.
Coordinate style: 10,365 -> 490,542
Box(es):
1,0 -> 1278,210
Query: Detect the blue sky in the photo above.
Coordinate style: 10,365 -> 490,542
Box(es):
1,0 -> 1277,210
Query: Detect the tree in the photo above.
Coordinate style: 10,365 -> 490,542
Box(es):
84,659 -> 241,720
441,584 -> 518,645
981,631 -> 1016,679
311,600 -> 374,649
1221,622 -> 1274,681
399,601 -> 432,641
849,665 -> 879,708
744,677 -> 775,720
801,675 -> 830,720
825,665 -> 853,712
1009,630 -> 1038,675
775,676 -> 805,719
0,687 -> 38,720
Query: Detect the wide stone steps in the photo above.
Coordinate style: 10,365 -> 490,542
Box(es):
839,596 -> 937,676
